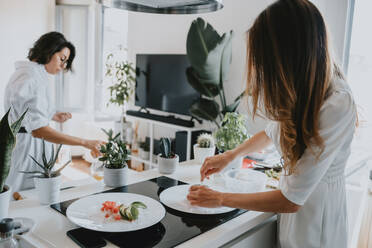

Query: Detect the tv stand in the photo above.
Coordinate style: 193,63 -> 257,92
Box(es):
126,110 -> 195,127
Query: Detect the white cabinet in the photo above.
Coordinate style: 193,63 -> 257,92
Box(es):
222,216 -> 277,248
127,115 -> 203,169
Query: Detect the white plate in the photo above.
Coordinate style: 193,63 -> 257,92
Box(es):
66,193 -> 166,232
159,185 -> 235,215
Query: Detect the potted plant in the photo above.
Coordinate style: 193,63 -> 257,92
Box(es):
0,108 -> 27,218
186,17 -> 246,128
214,112 -> 249,170
157,138 -> 179,174
105,53 -> 136,144
20,140 -> 71,205
138,140 -> 150,160
193,133 -> 216,164
99,129 -> 130,187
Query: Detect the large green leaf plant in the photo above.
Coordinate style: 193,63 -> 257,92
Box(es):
186,17 -> 245,128
0,108 -> 28,192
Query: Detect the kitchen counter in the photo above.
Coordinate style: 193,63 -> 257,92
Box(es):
9,161 -> 276,248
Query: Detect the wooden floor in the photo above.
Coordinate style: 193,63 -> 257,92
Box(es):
70,156 -> 91,175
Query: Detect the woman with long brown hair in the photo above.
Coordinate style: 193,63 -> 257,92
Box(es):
187,0 -> 357,247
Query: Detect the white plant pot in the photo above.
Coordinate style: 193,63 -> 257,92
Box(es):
157,154 -> 179,174
0,185 -> 12,220
104,166 -> 128,187
139,149 -> 150,160
34,176 -> 61,205
193,144 -> 215,164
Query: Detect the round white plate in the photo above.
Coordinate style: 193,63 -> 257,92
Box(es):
66,192 -> 166,232
159,185 -> 235,215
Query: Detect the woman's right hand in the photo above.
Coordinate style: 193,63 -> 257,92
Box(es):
83,139 -> 105,158
200,151 -> 234,181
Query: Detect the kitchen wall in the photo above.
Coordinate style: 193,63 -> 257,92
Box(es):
0,0 -> 56,116
127,0 -> 352,136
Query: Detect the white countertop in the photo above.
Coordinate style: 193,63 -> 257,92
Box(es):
9,161 -> 275,248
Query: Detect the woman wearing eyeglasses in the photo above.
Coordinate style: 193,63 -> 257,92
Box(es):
187,0 -> 357,247
4,32 -> 105,192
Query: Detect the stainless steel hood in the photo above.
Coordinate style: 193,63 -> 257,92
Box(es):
98,0 -> 223,14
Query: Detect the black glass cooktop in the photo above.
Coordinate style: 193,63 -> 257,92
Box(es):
51,176 -> 246,248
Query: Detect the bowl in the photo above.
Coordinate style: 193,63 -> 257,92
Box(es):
224,169 -> 268,193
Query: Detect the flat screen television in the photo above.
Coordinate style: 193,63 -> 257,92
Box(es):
135,54 -> 200,116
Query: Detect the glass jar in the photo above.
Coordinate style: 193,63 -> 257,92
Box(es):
0,218 -> 19,248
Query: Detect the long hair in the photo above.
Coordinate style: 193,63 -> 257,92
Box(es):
246,0 -> 342,175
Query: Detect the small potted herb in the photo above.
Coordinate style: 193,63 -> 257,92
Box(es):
138,140 -> 150,160
157,138 -> 179,174
20,140 -> 71,205
0,108 -> 27,218
214,112 -> 249,170
193,133 -> 216,164
99,129 -> 130,187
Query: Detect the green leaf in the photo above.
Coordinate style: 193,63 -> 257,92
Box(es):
0,109 -> 15,191
10,108 -> 28,134
186,67 -> 219,97
160,138 -> 171,158
222,90 -> 246,114
220,30 -> 234,84
52,159 -> 71,177
189,98 -> 220,122
186,17 -> 233,86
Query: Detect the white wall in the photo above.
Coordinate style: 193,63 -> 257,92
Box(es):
127,0 -> 352,136
0,0 -> 55,116
127,0 -> 275,136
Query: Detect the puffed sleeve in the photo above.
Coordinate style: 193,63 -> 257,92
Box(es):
11,74 -> 50,132
265,121 -> 277,141
280,90 -> 357,206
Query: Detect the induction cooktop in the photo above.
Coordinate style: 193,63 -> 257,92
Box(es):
51,176 -> 246,248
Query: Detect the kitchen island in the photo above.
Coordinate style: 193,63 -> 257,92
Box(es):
9,161 -> 277,248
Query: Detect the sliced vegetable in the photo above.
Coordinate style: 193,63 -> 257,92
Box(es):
131,201 -> 147,209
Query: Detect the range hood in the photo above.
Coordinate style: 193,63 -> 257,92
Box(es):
98,0 -> 223,14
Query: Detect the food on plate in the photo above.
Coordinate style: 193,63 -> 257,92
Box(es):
265,169 -> 280,181
101,201 -> 147,221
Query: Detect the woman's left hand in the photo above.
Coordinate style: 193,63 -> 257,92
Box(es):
187,185 -> 223,208
52,112 -> 72,123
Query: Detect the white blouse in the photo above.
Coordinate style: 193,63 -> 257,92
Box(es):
265,77 -> 357,248
4,61 -> 55,192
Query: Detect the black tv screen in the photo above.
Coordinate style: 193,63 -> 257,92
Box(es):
135,54 -> 200,116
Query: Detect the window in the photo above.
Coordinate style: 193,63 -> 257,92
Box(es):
347,0 -> 372,124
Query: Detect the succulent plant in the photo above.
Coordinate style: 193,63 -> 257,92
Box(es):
0,108 -> 28,192
20,139 -> 71,178
197,133 -> 215,148
99,129 -> 130,169
159,137 -> 175,159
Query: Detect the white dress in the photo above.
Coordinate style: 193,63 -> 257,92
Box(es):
4,61 -> 55,192
265,77 -> 357,248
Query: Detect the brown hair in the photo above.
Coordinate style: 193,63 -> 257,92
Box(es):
28,32 -> 75,71
246,0 -> 342,175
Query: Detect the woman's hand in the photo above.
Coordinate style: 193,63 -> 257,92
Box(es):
83,139 -> 105,158
200,151 -> 234,181
187,185 -> 223,208
52,112 -> 72,123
